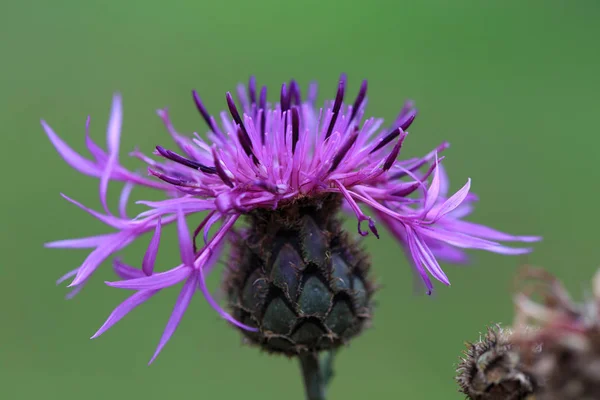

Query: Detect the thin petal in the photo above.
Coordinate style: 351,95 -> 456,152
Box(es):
176,208 -> 194,267
119,182 -> 135,220
423,156 -> 441,212
99,94 -> 123,214
408,226 -> 450,285
92,289 -> 159,339
429,242 -> 470,264
148,271 -> 198,364
45,233 -> 115,249
70,231 -> 137,286
60,193 -> 129,229
429,178 -> 471,221
420,226 -> 534,255
42,120 -> 99,176
442,219 -> 541,243
106,94 -> 123,157
333,180 -> 378,237
84,116 -> 107,162
56,268 -> 79,285
437,162 -> 450,198
197,266 -> 257,331
202,212 -> 222,245
106,265 -> 191,290
404,238 -> 434,295
142,217 -> 162,276
65,283 -> 87,300
113,258 -> 145,280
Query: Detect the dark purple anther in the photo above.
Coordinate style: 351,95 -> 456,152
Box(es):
393,105 -> 417,131
391,182 -> 420,197
248,76 -> 257,105
192,90 -> 219,135
291,107 -> 300,154
236,126 -> 259,165
226,92 -> 251,138
368,218 -> 380,239
370,127 -> 404,154
325,74 -> 347,140
259,86 -> 267,141
212,147 -> 234,188
227,92 -> 258,164
383,131 -> 407,170
148,168 -> 196,187
280,82 -> 290,112
226,92 -> 243,126
289,80 -> 301,106
252,180 -> 278,193
192,211 -> 215,254
397,109 -> 416,131
329,127 -> 359,172
349,79 -> 368,124
155,145 -> 216,174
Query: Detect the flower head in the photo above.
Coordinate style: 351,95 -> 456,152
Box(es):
43,74 -> 539,362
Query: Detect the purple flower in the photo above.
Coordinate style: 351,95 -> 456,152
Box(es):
42,75 -> 540,363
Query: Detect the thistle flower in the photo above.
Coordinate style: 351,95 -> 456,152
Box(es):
42,74 -> 539,363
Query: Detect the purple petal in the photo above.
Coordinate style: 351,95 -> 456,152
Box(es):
419,226 -> 534,255
45,233 -> 115,249
84,116 -> 107,162
197,266 -> 257,331
148,271 -> 198,364
106,265 -> 191,290
403,241 -> 434,295
42,120 -> 99,176
60,193 -> 130,229
429,178 -> 471,221
407,226 -> 450,285
92,289 -> 159,339
135,197 -> 215,219
106,94 -> 123,158
383,130 -> 407,171
65,283 -> 87,300
113,258 -> 145,280
437,162 -> 450,198
202,212 -> 222,245
119,182 -> 135,220
176,208 -> 194,267
99,93 -> 123,215
56,268 -> 79,285
423,156 -> 441,212
441,219 -> 541,243
142,217 -> 162,276
429,242 -> 470,264
70,230 -> 137,286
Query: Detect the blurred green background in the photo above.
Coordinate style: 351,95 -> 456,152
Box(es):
1,0 -> 599,398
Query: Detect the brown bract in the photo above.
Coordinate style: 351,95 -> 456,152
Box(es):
456,324 -> 537,400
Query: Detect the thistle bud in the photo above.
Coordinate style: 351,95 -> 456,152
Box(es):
224,195 -> 375,355
456,324 -> 537,400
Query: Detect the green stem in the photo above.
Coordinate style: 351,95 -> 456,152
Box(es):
299,351 -> 335,400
